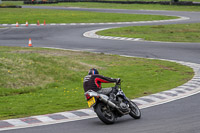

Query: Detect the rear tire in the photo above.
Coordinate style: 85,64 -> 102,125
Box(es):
129,101 -> 141,119
95,102 -> 116,124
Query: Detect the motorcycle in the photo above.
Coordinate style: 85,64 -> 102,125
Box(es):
84,82 -> 141,124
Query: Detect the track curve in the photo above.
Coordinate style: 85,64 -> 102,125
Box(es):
0,6 -> 200,133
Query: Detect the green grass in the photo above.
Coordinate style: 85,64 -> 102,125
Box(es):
0,46 -> 193,120
2,1 -> 23,5
0,8 -> 177,24
0,1 -> 22,7
97,23 -> 200,42
30,2 -> 200,12
2,1 -> 200,11
0,3 -> 15,7
102,0 -> 198,1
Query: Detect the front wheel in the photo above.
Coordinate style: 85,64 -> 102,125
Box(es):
129,101 -> 141,119
95,102 -> 116,124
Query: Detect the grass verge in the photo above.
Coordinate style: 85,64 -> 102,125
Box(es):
98,0 -> 199,1
2,1 -> 200,11
0,8 -> 177,24
97,23 -> 200,43
0,1 -> 21,7
0,46 -> 193,120
1,1 -> 23,5
31,2 -> 200,12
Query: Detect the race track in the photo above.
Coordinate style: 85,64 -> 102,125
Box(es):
0,6 -> 200,133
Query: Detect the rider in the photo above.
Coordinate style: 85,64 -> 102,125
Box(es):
83,68 -> 120,96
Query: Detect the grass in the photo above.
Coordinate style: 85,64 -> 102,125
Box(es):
29,2 -> 200,12
0,0 -> 197,120
97,23 -> 200,42
0,3 -> 15,7
1,0 -> 200,4
2,1 -> 200,11
0,46 -> 193,120
0,8 -> 177,24
0,1 -> 22,7
1,1 -> 23,5
100,0 -> 198,1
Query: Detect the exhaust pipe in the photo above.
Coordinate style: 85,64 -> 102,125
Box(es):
99,95 -> 130,115
100,96 -> 117,108
85,91 -> 130,115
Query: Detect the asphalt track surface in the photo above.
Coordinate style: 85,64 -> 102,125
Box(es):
0,6 -> 200,133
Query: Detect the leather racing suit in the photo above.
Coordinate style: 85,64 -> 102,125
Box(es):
83,74 -> 118,95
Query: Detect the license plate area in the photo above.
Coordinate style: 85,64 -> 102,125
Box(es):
87,97 -> 96,107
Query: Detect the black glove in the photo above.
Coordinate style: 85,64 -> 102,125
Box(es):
116,78 -> 121,84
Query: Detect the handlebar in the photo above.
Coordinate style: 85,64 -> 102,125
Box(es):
115,81 -> 122,90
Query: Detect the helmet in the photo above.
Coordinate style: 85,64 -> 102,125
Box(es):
88,68 -> 99,75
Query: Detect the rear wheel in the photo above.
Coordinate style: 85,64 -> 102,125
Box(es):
129,101 -> 141,119
95,102 -> 116,124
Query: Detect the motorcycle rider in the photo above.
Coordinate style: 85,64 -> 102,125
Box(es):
83,68 -> 120,97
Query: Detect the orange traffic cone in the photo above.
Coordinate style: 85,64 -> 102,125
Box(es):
28,38 -> 33,47
44,20 -> 46,26
16,22 -> 19,27
26,21 -> 28,27
37,20 -> 40,26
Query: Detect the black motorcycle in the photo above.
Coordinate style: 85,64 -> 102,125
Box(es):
84,83 -> 141,124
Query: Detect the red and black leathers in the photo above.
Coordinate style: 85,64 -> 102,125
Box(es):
83,74 -> 117,92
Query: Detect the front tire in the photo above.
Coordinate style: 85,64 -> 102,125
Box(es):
129,101 -> 141,119
95,102 -> 116,124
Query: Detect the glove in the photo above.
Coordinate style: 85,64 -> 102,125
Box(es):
116,78 -> 121,84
